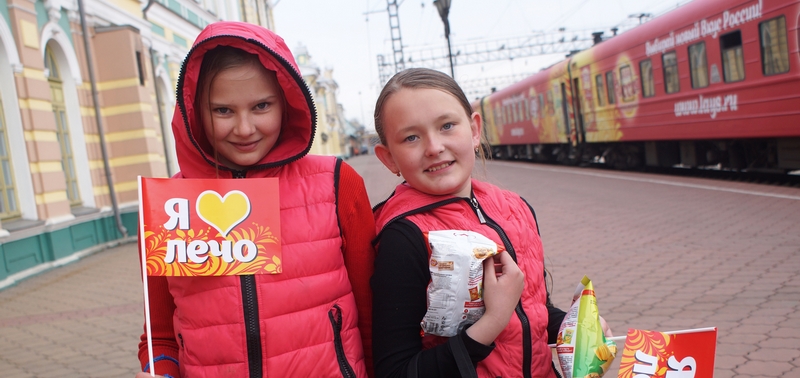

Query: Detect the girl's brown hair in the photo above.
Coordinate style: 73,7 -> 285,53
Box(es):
373,68 -> 488,161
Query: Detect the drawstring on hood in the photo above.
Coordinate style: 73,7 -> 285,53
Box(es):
173,22 -> 317,178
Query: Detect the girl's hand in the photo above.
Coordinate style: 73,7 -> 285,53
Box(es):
135,373 -> 165,378
466,252 -> 524,345
600,315 -> 613,337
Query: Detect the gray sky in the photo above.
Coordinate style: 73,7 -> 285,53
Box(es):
272,0 -> 690,130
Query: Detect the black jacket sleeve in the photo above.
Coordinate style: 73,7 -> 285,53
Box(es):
371,220 -> 493,378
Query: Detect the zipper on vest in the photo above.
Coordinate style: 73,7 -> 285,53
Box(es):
328,304 -> 356,378
241,273 -> 262,377
230,169 -> 263,378
469,197 -> 486,224
465,196 -> 533,378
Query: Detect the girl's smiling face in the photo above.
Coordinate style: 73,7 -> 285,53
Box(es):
375,87 -> 482,198
202,61 -> 283,169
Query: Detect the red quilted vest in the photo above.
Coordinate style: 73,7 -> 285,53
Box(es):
374,179 -> 555,378
164,21 -> 367,377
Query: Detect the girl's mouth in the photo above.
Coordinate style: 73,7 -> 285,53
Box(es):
426,161 -> 453,172
232,140 -> 260,150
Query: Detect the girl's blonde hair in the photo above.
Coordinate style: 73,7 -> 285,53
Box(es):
373,68 -> 488,162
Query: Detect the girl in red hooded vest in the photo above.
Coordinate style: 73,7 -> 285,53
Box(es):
371,68 -> 590,378
135,22 -> 374,378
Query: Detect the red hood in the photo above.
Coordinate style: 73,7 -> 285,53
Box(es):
173,21 -> 315,178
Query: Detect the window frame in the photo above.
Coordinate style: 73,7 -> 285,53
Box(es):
595,74 -> 605,106
689,42 -> 710,89
759,16 -> 790,76
640,59 -> 655,98
662,51 -> 680,94
605,71 -> 616,104
720,30 -> 746,83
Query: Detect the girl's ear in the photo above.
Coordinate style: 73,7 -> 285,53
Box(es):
470,111 -> 483,149
374,143 -> 400,174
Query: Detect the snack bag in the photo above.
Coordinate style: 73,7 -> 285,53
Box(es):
421,230 -> 502,337
556,276 -> 617,378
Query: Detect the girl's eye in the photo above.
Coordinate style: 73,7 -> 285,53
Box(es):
255,102 -> 269,110
404,135 -> 419,143
442,122 -> 455,131
214,107 -> 231,115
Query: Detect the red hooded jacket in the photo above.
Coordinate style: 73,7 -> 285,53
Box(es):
138,21 -> 374,378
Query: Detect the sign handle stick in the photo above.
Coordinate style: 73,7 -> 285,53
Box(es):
549,326 -> 717,348
138,176 -> 156,376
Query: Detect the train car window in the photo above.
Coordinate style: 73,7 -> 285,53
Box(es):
523,98 -> 529,120
663,51 -> 680,93
619,65 -> 636,102
494,105 -> 503,127
760,16 -> 790,75
721,31 -> 745,82
595,75 -> 605,106
605,71 -> 616,104
640,59 -> 655,98
538,94 -> 545,116
689,42 -> 709,88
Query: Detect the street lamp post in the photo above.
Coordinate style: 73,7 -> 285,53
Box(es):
433,0 -> 455,78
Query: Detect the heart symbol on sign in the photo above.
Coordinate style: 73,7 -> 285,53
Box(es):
196,190 -> 251,237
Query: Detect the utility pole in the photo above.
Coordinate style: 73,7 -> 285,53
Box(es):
433,0 -> 455,78
387,0 -> 405,75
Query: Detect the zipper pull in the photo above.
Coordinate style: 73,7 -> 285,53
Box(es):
471,197 -> 486,224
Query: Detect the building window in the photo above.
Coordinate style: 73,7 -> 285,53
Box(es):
760,16 -> 790,76
663,51 -> 680,93
45,47 -> 81,206
595,75 -> 605,106
689,42 -> 709,88
0,97 -> 19,219
640,59 -> 655,98
721,31 -> 745,82
619,65 -> 636,101
606,71 -> 616,104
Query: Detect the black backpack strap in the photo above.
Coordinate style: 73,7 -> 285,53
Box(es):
448,335 -> 479,378
406,353 -> 420,378
552,360 -> 564,378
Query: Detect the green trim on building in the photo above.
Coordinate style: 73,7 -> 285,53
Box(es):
0,0 -> 9,27
35,0 -> 48,30
58,8 -> 73,45
173,34 -> 187,48
151,22 -> 165,37
0,211 -> 138,284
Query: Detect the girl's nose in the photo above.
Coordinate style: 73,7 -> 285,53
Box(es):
234,115 -> 256,136
425,137 -> 445,156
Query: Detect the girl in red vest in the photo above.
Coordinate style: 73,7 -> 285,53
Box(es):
135,22 -> 374,378
371,68 -> 605,377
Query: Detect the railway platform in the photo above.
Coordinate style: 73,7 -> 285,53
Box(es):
1,155 -> 799,377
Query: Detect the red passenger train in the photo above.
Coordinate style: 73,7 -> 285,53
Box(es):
476,0 -> 800,172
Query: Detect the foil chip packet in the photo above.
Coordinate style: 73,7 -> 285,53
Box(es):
557,275 -> 617,378
421,230 -> 504,337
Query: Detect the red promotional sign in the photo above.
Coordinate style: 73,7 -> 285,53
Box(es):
138,177 -> 282,276
618,328 -> 717,378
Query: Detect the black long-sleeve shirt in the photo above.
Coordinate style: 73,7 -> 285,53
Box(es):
371,219 -> 566,378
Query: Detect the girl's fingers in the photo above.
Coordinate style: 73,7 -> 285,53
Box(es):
483,257 -> 497,284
